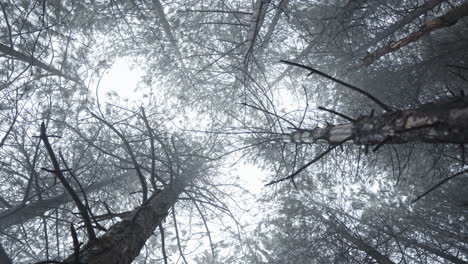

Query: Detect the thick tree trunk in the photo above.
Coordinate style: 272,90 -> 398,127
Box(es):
61,181 -> 184,264
283,96 -> 468,145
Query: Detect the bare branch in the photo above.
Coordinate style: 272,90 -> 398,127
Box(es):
281,60 -> 393,112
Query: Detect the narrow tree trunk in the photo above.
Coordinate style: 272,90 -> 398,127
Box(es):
361,0 -> 444,51
61,181 -> 184,264
150,0 -> 182,60
284,96 -> 468,145
0,43 -> 80,83
362,1 -> 468,66
0,243 -> 12,264
0,172 -> 129,230
243,0 -> 270,63
401,237 -> 468,264
319,214 -> 395,264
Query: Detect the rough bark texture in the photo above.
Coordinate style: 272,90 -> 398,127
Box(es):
61,182 -> 183,264
283,96 -> 468,145
362,1 -> 468,66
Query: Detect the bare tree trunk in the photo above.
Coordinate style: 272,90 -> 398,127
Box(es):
362,1 -> 468,66
257,0 -> 289,70
0,172 -> 129,230
242,0 -> 270,76
0,242 -> 12,264
283,96 -> 468,145
0,43 -> 80,83
319,214 -> 395,264
400,237 -> 468,264
150,0 -> 182,61
61,181 -> 184,264
361,0 -> 445,51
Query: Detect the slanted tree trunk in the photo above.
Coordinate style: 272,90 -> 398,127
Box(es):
0,243 -> 12,264
0,43 -> 80,83
318,213 -> 395,264
399,237 -> 468,264
362,1 -> 468,66
360,0 -> 445,51
283,96 -> 468,145
61,181 -> 184,264
0,172 -> 129,230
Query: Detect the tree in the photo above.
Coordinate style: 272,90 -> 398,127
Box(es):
1,0 -> 468,263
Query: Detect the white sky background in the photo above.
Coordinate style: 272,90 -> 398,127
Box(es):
96,57 -> 144,105
97,57 -> 268,192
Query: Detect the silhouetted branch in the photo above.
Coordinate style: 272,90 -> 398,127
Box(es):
318,106 -> 356,122
241,102 -> 297,128
281,60 -> 393,112
159,224 -> 169,264
90,112 -> 148,202
362,2 -> 468,67
412,168 -> 468,203
266,136 -> 352,185
39,122 -> 96,241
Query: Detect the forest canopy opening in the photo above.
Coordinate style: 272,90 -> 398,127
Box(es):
0,0 -> 467,263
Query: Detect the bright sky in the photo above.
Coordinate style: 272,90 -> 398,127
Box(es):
97,57 -> 143,105
98,58 -> 269,191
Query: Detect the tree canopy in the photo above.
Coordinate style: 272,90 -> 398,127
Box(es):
0,0 -> 467,263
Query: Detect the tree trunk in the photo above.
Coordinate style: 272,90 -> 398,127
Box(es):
283,96 -> 468,145
401,237 -> 468,264
0,43 -> 80,83
0,172 -> 129,230
0,243 -> 12,264
319,214 -> 395,264
61,181 -> 184,264
360,0 -> 445,51
362,1 -> 468,66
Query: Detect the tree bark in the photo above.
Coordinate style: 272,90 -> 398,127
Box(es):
61,181 -> 184,264
283,96 -> 468,145
362,1 -> 468,66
